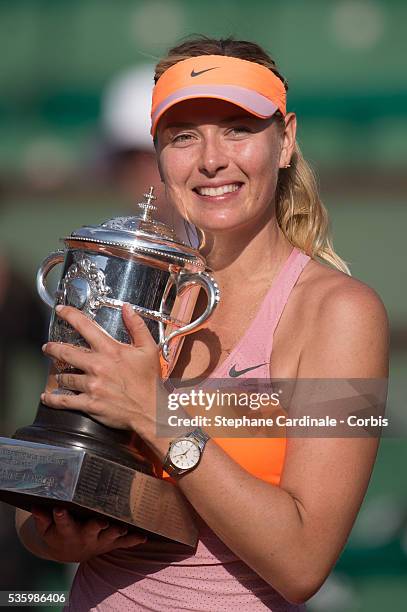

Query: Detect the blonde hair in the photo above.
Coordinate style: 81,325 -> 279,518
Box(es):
154,36 -> 350,274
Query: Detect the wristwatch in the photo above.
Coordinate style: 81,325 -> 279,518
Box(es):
163,427 -> 210,478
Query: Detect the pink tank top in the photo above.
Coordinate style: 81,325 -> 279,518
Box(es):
67,247 -> 311,612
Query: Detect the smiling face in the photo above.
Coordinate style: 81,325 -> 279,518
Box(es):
155,99 -> 296,236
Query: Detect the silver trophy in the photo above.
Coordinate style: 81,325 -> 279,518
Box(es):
0,188 -> 219,547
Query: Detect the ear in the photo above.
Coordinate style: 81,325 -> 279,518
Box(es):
279,112 -> 297,168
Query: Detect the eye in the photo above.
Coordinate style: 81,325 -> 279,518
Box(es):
172,133 -> 195,145
228,126 -> 252,137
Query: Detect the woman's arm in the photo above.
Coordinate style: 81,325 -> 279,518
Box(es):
40,288 -> 388,603
154,283 -> 389,603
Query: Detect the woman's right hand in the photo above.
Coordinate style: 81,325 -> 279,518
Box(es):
31,507 -> 147,563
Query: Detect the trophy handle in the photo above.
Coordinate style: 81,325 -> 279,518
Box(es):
37,250 -> 65,308
159,270 -> 220,363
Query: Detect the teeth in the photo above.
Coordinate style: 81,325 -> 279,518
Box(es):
196,183 -> 240,196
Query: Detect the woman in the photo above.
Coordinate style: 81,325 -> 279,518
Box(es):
16,37 -> 389,611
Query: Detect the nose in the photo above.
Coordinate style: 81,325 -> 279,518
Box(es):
198,133 -> 229,177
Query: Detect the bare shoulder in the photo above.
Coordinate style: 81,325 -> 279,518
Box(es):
295,258 -> 389,377
300,258 -> 388,320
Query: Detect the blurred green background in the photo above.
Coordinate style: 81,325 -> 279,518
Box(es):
0,1 -> 406,610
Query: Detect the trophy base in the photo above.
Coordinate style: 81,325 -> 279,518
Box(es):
0,437 -> 198,548
14,402 -> 153,473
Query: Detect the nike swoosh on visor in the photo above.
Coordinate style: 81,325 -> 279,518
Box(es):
190,67 -> 219,77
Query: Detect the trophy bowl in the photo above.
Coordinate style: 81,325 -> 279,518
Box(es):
0,188 -> 219,547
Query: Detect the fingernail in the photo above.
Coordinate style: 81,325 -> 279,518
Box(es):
40,393 -> 45,402
54,508 -> 65,518
55,305 -> 63,313
42,344 -> 47,352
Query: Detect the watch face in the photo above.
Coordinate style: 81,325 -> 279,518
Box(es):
170,439 -> 200,470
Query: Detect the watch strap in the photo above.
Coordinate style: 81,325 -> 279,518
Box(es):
163,459 -> 184,478
185,427 -> 210,448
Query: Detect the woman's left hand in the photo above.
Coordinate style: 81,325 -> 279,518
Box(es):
41,303 -> 162,444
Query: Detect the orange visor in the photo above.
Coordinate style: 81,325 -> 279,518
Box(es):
151,55 -> 287,137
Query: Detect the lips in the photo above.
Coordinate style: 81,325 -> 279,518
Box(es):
194,183 -> 242,197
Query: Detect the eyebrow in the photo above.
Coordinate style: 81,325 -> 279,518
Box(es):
163,115 -> 259,131
164,122 -> 195,130
220,114 -> 258,123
